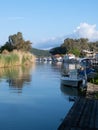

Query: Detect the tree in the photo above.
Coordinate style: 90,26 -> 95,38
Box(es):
49,46 -> 67,55
60,38 -> 90,56
69,48 -> 80,57
0,32 -> 32,52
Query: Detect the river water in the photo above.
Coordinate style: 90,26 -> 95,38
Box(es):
0,62 -> 79,130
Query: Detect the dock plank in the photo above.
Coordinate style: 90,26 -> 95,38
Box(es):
79,99 -> 93,128
58,98 -> 98,130
89,100 -> 97,128
59,98 -> 80,128
71,98 -> 86,127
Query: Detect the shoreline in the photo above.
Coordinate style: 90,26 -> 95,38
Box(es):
86,82 -> 98,98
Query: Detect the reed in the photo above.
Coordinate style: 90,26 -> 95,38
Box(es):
0,50 -> 36,68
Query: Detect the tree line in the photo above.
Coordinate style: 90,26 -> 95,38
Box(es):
1,32 -> 98,57
50,38 -> 98,57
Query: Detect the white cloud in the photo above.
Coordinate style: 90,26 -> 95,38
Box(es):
73,22 -> 98,41
33,36 -> 64,49
34,22 -> 98,49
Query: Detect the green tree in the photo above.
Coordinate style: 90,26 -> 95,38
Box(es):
0,32 -> 32,52
49,46 -> 67,55
69,48 -> 80,56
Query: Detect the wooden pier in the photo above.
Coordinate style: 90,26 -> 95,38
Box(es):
58,98 -> 98,130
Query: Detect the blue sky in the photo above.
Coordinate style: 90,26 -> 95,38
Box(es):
0,0 -> 98,49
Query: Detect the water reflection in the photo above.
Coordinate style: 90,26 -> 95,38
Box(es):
51,62 -> 62,72
60,83 -> 80,97
0,64 -> 35,93
60,63 -> 86,100
0,62 -> 73,130
60,82 -> 86,101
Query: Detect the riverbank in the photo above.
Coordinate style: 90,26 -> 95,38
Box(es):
0,50 -> 36,67
86,82 -> 98,99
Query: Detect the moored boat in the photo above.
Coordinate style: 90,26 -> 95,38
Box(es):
61,69 -> 87,88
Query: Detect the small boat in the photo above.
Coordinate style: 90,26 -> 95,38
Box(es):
79,58 -> 92,67
61,69 -> 87,88
79,58 -> 96,80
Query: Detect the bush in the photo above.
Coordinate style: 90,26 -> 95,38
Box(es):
90,73 -> 98,85
0,51 -> 36,68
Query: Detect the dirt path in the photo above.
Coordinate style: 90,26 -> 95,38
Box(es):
86,82 -> 98,98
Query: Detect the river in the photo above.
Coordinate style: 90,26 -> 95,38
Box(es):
0,62 -> 79,130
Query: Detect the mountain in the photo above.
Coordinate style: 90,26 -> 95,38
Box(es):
31,47 -> 51,57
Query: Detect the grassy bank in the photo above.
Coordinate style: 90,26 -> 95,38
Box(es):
0,50 -> 36,68
90,73 -> 98,85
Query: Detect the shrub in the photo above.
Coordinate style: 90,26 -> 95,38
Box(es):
0,51 -> 36,68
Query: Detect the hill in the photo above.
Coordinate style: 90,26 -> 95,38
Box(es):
31,48 -> 51,57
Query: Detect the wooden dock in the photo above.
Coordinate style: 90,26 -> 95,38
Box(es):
58,98 -> 98,130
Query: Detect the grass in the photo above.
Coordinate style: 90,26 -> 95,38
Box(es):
0,50 -> 36,68
94,92 -> 98,99
90,73 -> 98,85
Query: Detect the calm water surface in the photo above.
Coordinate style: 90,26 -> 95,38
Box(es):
0,62 -> 78,130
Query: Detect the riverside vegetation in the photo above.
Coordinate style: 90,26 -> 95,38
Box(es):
50,38 -> 98,57
0,50 -> 35,67
0,32 -> 36,67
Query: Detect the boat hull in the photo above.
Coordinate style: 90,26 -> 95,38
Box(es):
61,77 -> 83,87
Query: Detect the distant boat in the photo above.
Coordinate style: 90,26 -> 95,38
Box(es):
47,57 -> 52,61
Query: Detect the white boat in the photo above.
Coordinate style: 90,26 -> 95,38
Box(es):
61,69 -> 87,88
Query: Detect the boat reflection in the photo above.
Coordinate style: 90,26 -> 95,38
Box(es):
60,83 -> 80,96
60,83 -> 86,101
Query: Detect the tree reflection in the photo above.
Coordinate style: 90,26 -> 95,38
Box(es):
0,64 -> 35,93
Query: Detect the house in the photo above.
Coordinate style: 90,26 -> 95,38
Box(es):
82,50 -> 95,58
95,53 -> 98,60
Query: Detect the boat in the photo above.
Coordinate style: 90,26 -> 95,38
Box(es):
79,57 -> 92,67
79,58 -> 97,80
61,69 -> 87,88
